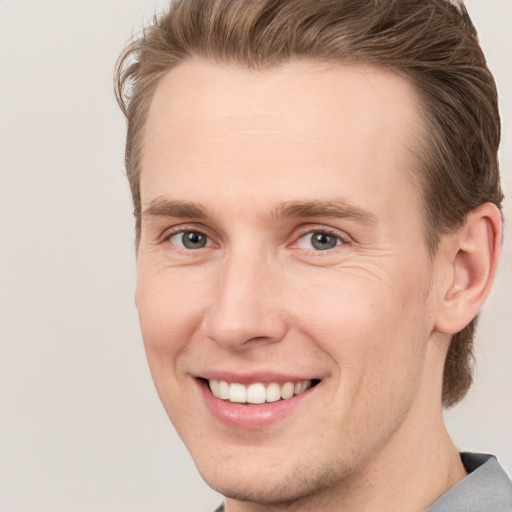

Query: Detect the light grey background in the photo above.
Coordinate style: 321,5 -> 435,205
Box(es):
0,1 -> 510,511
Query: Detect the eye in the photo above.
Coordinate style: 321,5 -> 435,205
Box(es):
296,231 -> 342,251
169,230 -> 209,249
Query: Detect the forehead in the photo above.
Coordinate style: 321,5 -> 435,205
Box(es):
141,59 -> 423,222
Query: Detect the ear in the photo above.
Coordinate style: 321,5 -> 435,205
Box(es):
435,203 -> 502,335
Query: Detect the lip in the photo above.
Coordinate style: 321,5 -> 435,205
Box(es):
196,375 -> 318,429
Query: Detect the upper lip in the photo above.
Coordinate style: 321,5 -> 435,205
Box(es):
196,371 -> 320,385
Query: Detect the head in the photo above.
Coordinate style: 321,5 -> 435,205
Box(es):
116,0 -> 502,408
115,0 -> 502,506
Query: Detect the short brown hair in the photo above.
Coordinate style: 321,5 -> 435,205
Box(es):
115,0 -> 503,407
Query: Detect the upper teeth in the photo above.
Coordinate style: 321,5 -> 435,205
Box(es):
208,379 -> 313,404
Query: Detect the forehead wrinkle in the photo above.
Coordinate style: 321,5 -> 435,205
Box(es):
274,199 -> 378,225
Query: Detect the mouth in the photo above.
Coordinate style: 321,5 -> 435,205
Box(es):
202,378 -> 320,405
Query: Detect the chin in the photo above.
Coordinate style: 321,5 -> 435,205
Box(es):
202,470 -> 321,506
194,450 -> 349,508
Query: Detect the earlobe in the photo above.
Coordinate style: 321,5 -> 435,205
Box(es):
435,203 -> 502,335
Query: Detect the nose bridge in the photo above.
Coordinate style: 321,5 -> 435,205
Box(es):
204,245 -> 286,349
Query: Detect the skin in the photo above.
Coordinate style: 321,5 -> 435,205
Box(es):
135,60 -> 499,511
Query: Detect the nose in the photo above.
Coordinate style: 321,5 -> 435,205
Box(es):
203,250 -> 288,350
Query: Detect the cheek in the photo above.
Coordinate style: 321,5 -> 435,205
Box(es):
291,266 -> 431,374
135,271 -> 207,425
135,269 -> 206,363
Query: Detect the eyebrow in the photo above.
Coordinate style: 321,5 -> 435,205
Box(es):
141,198 -> 208,219
141,197 -> 377,225
274,199 -> 378,225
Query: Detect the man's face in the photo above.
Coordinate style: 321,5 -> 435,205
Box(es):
136,60 -> 447,505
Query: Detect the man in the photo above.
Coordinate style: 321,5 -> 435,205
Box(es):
115,0 -> 512,510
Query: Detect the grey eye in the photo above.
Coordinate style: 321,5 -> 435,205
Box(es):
170,231 -> 208,249
297,231 -> 341,251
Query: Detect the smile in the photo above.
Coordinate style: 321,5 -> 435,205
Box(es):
208,379 -> 316,404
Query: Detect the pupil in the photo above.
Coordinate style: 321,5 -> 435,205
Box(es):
312,232 -> 337,250
183,231 -> 206,249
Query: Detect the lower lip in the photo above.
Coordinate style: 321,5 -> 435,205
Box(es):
198,380 -> 315,429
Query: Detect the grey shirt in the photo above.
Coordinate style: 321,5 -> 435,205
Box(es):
426,453 -> 512,511
214,453 -> 512,511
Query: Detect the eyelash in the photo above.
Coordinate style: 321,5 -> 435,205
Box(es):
160,225 -> 349,252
